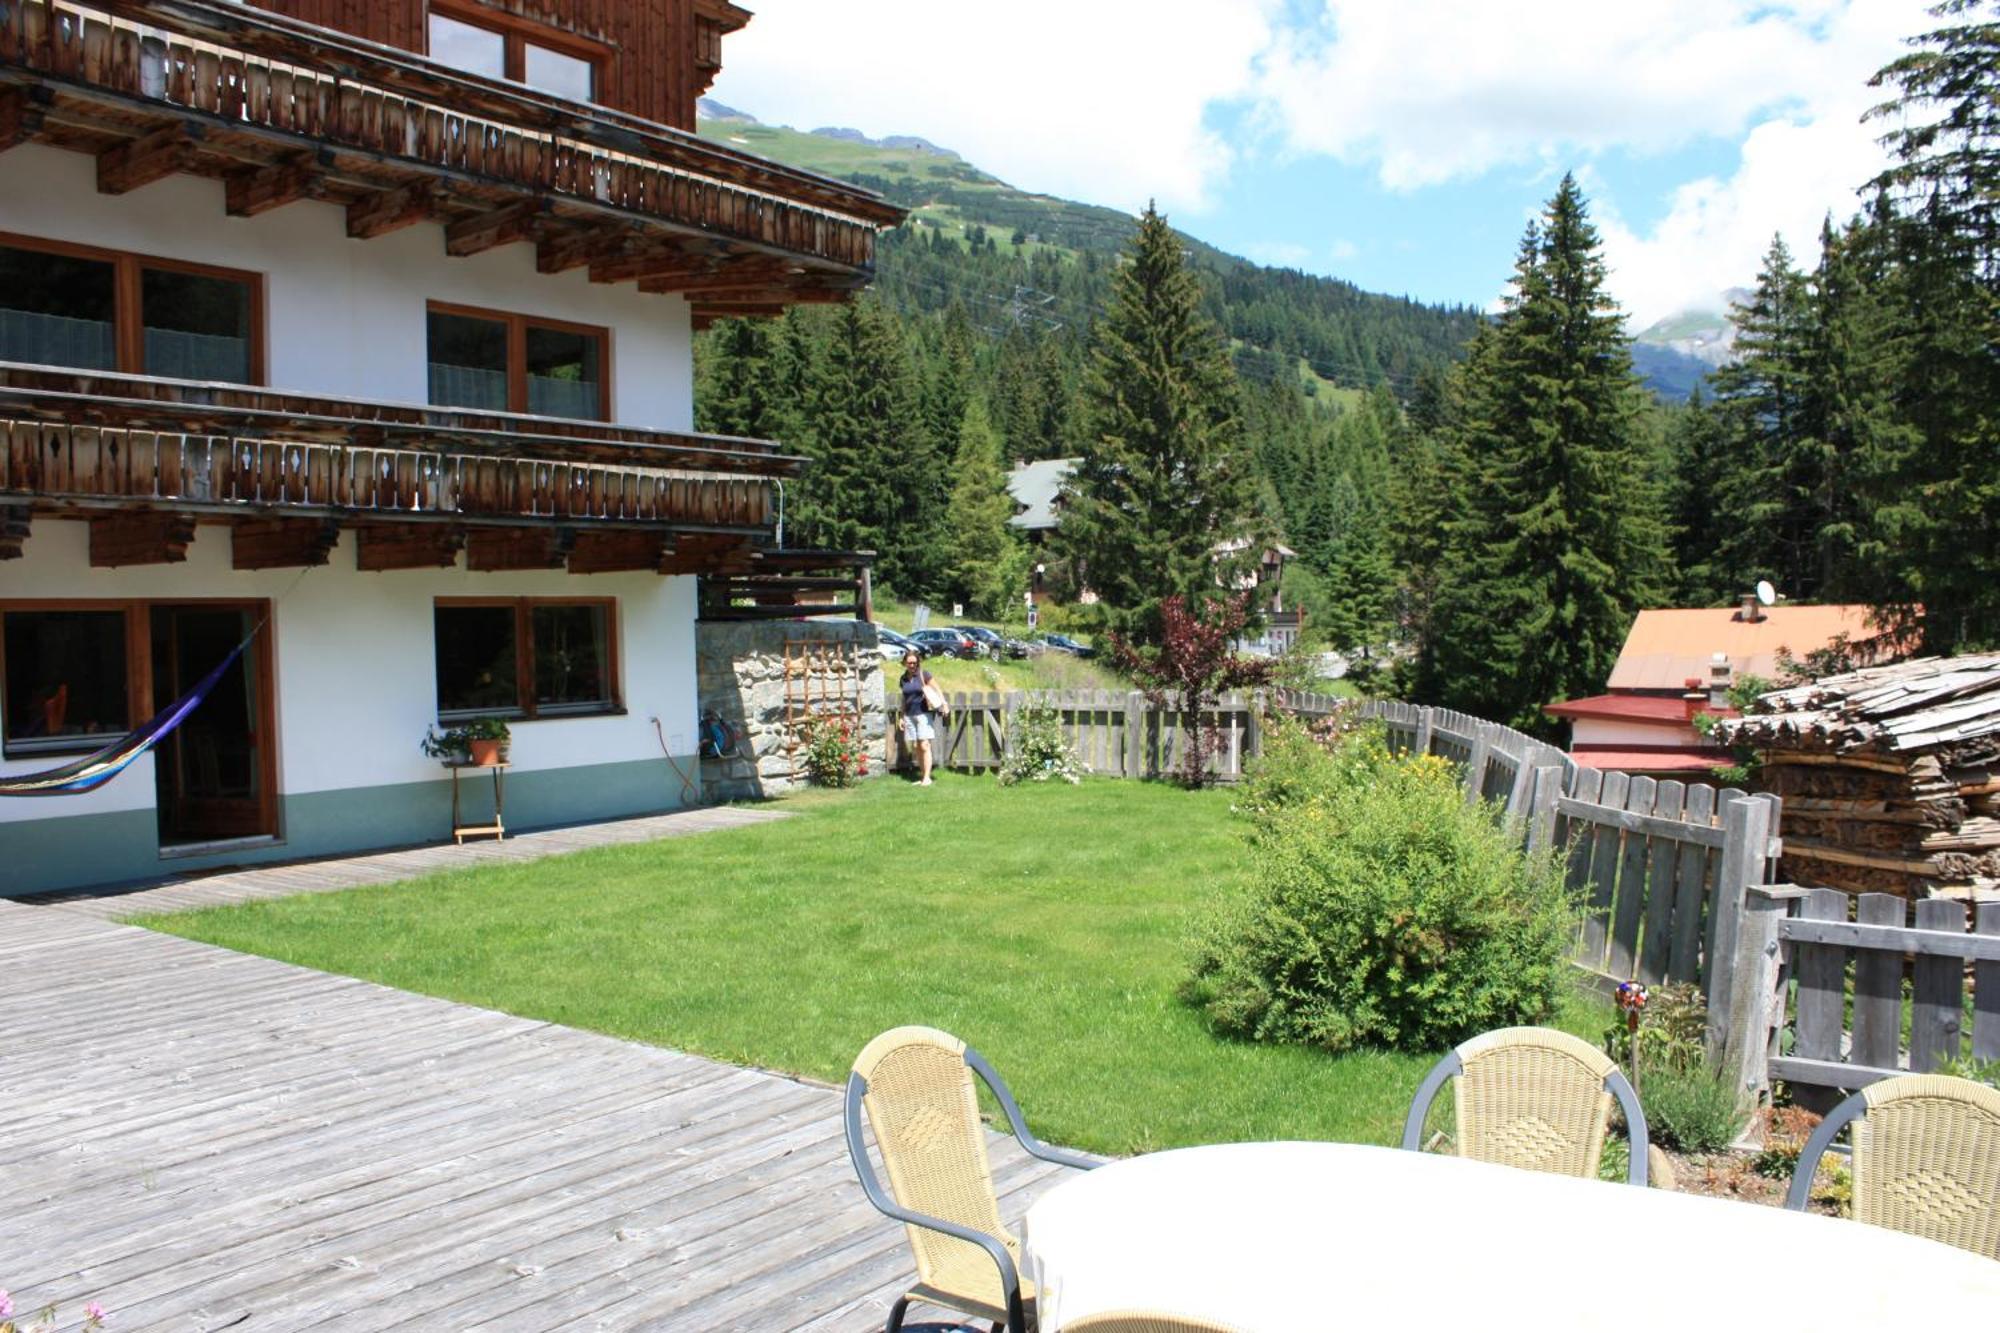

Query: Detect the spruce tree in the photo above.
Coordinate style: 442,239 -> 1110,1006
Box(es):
1709,235 -> 1819,597
1664,388 -> 1732,604
944,396 -> 1026,615
1059,203 -> 1257,642
1418,177 -> 1670,731
693,318 -> 774,438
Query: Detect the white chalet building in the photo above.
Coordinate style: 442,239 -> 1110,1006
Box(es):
0,0 -> 900,894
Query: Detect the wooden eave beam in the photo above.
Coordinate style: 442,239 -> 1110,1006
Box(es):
465,527 -> 574,572
0,503 -> 29,559
567,529 -> 676,575
97,121 -> 204,195
346,181 -> 438,240
587,244 -> 727,286
230,517 -> 339,570
635,259 -> 800,295
355,525 -> 464,572
444,200 -> 549,258
1,88 -> 48,151
88,511 -> 196,567
224,152 -> 330,218
536,227 -> 645,275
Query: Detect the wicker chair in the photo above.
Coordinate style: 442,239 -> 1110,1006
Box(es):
1785,1074 -> 2000,1258
845,1026 -> 1098,1333
1401,1025 -> 1653,1186
1062,1313 -> 1243,1333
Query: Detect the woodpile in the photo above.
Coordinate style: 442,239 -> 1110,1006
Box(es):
1715,654 -> 2000,898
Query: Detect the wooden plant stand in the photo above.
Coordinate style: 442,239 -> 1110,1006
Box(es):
446,760 -> 510,843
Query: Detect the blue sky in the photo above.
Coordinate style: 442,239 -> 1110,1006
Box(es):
714,1 -> 1934,328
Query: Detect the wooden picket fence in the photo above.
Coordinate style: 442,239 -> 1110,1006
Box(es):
898,692 -> 1782,1031
1722,885 -> 2000,1107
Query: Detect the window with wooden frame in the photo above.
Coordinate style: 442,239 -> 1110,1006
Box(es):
434,599 -> 619,720
1,606 -> 141,757
427,2 -> 603,102
0,234 -> 265,385
426,302 -> 610,421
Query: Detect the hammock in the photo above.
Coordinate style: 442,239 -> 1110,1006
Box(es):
0,635 -> 252,797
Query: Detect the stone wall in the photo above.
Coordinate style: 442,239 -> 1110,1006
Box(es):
694,618 -> 886,801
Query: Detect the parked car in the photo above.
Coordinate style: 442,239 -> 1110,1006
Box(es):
950,625 -> 1029,660
908,627 -> 981,660
1032,632 -> 1097,659
875,627 -> 922,661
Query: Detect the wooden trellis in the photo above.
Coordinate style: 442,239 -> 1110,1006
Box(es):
782,639 -> 865,776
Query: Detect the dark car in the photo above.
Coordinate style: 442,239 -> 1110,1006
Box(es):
875,627 -> 923,661
908,627 -> 981,660
1033,632 -> 1097,659
949,625 -> 1028,660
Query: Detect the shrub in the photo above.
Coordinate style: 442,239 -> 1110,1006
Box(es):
1183,730 -> 1577,1054
1642,1061 -> 1750,1153
998,702 -> 1082,786
798,714 -> 864,788
1,1292 -> 106,1333
1752,1105 -> 1824,1178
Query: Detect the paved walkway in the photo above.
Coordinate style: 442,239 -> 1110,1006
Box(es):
0,815 -> 1073,1330
14,806 -> 792,920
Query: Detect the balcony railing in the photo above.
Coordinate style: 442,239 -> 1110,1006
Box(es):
0,363 -> 795,537
0,0 -> 905,312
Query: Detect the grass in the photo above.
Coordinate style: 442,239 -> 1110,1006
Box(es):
149,775 -> 1610,1157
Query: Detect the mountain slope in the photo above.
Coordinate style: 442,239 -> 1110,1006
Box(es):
697,104 -> 1485,399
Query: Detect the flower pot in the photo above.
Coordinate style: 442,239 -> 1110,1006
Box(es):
468,738 -> 505,766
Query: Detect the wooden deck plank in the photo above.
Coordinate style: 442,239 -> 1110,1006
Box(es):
0,838 -> 1076,1331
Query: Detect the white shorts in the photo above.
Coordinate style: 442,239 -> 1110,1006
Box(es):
902,712 -> 936,743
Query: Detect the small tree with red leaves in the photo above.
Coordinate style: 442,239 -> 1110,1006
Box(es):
1112,593 -> 1274,788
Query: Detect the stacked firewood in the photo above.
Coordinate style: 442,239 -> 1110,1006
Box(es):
1716,653 -> 2000,897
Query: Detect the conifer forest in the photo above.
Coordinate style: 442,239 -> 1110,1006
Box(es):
696,3 -> 2000,731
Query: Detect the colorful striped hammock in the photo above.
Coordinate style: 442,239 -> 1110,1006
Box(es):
0,636 -> 252,797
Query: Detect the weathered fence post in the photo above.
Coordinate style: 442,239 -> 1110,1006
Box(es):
1413,705 -> 1434,757
1706,793 -> 1775,1050
1463,721 -> 1493,806
1124,690 -> 1145,779
1718,885 -> 1800,1118
1523,765 -> 1563,855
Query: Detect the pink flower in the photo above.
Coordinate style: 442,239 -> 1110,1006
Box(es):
0,1289 -> 14,1319
85,1302 -> 107,1321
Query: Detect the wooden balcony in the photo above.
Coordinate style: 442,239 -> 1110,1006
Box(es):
0,363 -> 804,573
0,0 -> 906,322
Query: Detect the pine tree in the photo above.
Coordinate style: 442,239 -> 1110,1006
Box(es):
1418,177 -> 1670,731
944,396 -> 1026,615
693,318 -> 774,438
1058,203 -> 1258,642
1663,388 -> 1732,604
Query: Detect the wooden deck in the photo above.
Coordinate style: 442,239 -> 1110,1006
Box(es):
13,805 -> 793,921
0,899 -> 1071,1329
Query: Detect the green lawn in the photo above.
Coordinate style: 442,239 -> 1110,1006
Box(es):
149,776 -> 1608,1156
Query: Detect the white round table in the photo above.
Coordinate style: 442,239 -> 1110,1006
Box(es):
1020,1142 -> 2000,1330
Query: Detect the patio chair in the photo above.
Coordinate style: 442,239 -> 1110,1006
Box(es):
1400,1025 -> 1653,1186
845,1026 -> 1099,1333
1784,1073 -> 2000,1257
1063,1313 -> 1243,1333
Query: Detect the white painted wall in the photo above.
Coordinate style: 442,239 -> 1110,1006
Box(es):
0,144 -> 694,429
0,521 -> 698,822
1570,717 -> 1706,749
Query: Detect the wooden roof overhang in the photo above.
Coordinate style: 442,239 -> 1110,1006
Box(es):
0,364 -> 811,574
0,0 -> 908,325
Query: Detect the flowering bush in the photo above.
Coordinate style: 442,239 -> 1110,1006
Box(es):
1185,725 -> 1576,1053
1,1291 -> 107,1333
798,713 -> 865,788
998,702 -> 1083,786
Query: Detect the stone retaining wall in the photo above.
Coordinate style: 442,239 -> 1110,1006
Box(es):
695,619 -> 885,801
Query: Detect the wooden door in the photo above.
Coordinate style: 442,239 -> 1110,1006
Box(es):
152,604 -> 275,845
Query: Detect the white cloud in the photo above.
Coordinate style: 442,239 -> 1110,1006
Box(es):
1327,238 -> 1359,262
710,1 -> 1279,215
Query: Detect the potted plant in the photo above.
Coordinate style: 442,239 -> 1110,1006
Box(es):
419,717 -> 512,766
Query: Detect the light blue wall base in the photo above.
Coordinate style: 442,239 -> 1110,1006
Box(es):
0,755 -> 698,899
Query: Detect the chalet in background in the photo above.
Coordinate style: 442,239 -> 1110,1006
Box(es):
0,0 -> 902,894
1545,598 -> 1888,776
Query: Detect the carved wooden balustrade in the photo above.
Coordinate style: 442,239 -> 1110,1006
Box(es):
0,0 -> 904,317
0,366 -> 798,569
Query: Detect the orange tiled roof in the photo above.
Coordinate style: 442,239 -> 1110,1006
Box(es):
1606,605 -> 1882,691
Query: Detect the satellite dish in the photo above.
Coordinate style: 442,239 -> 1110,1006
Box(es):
1756,580 -> 1777,607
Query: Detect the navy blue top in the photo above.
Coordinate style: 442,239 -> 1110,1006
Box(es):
900,669 -> 932,717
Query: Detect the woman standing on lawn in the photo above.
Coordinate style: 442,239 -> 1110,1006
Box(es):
898,651 -> 941,786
